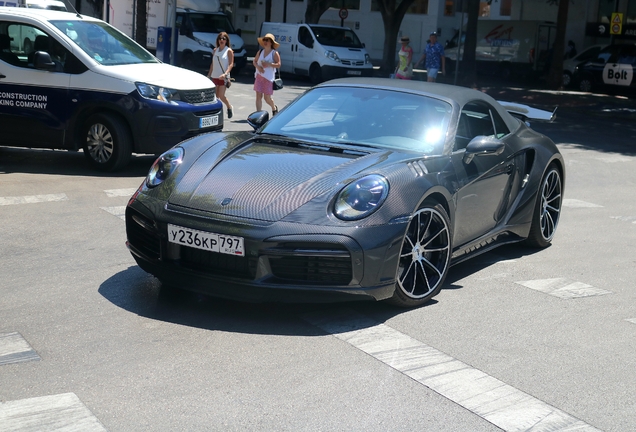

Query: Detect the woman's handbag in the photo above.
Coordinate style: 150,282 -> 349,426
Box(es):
273,69 -> 283,90
216,56 -> 231,88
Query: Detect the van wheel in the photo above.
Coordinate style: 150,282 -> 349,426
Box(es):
82,113 -> 132,172
309,64 -> 322,84
562,71 -> 572,87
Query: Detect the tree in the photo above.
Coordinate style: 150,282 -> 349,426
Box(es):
135,0 -> 147,49
373,0 -> 418,75
305,0 -> 338,24
546,0 -> 570,89
457,0 -> 481,87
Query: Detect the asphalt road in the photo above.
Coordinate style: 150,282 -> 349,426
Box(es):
1,75 -> 635,431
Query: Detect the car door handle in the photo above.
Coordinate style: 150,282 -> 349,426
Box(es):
506,164 -> 514,174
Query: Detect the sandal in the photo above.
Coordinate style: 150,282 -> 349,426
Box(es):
272,105 -> 278,115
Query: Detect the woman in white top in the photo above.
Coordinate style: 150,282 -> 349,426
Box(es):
253,33 -> 281,115
207,32 -> 234,119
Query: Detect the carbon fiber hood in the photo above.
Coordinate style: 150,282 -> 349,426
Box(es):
168,140 -> 390,221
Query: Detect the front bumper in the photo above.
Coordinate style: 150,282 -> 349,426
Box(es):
125,193 -> 407,303
131,98 -> 224,154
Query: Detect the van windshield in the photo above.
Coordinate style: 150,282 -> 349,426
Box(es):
187,13 -> 236,34
309,25 -> 363,48
51,20 -> 158,65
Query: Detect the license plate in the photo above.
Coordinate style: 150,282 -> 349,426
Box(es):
347,70 -> 362,76
168,224 -> 244,256
199,115 -> 219,128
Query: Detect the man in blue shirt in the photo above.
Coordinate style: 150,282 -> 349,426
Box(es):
416,32 -> 446,82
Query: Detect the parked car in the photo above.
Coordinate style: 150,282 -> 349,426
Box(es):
562,44 -> 607,87
0,8 -> 223,171
126,78 -> 564,308
573,43 -> 636,93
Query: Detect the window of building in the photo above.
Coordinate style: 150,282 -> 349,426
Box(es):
444,0 -> 454,16
479,1 -> 490,17
372,0 -> 428,14
499,0 -> 511,16
598,0 -> 615,23
628,0 -> 636,23
238,0 -> 255,9
330,0 -> 360,10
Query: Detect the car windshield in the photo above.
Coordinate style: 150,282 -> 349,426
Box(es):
310,26 -> 363,48
188,13 -> 236,34
51,20 -> 158,65
261,86 -> 452,155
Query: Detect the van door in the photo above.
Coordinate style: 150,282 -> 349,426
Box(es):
0,22 -> 70,148
294,25 -> 314,76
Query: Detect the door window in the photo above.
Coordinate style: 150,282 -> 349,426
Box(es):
455,101 -> 509,150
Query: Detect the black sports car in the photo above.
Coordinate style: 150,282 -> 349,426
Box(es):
126,78 -> 564,308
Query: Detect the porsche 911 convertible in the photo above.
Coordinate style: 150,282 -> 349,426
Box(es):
125,78 -> 564,307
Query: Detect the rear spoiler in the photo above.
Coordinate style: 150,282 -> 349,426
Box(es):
497,101 -> 557,122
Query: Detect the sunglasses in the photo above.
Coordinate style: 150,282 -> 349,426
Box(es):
219,37 -> 227,41
263,39 -> 272,43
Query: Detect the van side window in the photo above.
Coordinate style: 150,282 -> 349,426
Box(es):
2,23 -> 85,74
298,27 -> 313,48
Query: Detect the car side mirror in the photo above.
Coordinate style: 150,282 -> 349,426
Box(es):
236,28 -> 242,37
463,135 -> 505,164
33,51 -> 56,70
247,110 -> 270,130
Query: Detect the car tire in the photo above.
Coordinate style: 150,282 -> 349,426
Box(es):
524,163 -> 562,248
562,71 -> 572,87
82,113 -> 132,172
309,63 -> 322,84
388,202 -> 452,308
578,75 -> 594,92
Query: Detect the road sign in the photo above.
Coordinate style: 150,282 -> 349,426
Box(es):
611,13 -> 623,35
339,8 -> 348,20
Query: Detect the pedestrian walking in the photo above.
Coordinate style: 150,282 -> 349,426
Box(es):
395,36 -> 414,79
253,33 -> 281,116
416,31 -> 446,82
207,31 -> 234,119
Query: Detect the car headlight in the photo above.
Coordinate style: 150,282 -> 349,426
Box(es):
136,82 -> 181,104
146,147 -> 184,188
194,36 -> 212,48
334,175 -> 389,220
365,53 -> 371,64
324,50 -> 341,63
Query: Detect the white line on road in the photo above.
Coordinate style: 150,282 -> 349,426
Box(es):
515,278 -> 612,299
0,193 -> 67,206
104,188 -> 138,198
0,332 -> 40,365
100,206 -> 126,220
562,199 -> 603,208
303,309 -> 600,432
0,393 -> 107,431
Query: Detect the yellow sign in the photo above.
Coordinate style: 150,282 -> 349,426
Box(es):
611,13 -> 623,35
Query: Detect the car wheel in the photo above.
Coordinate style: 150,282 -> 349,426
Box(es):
578,75 -> 594,92
388,203 -> 452,308
562,71 -> 572,87
524,164 -> 562,248
83,113 -> 132,172
309,63 -> 322,84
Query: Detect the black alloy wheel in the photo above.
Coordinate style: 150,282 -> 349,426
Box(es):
525,164 -> 562,248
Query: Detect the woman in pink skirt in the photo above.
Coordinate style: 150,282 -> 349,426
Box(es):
253,33 -> 281,115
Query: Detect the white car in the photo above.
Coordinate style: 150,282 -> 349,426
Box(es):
563,44 -> 607,87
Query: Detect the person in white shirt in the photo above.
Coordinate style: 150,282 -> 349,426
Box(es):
207,32 -> 234,119
253,33 -> 281,115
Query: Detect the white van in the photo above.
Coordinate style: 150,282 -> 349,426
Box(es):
0,8 -> 223,171
260,22 -> 373,83
0,0 -> 67,10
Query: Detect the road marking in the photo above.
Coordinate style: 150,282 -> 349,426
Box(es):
0,193 -> 67,206
611,216 -> 636,224
0,332 -> 40,365
0,393 -> 107,431
104,188 -> 138,198
626,318 -> 636,325
303,309 -> 600,432
562,199 -> 603,208
100,206 -> 126,220
515,278 -> 612,299
594,155 -> 632,163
